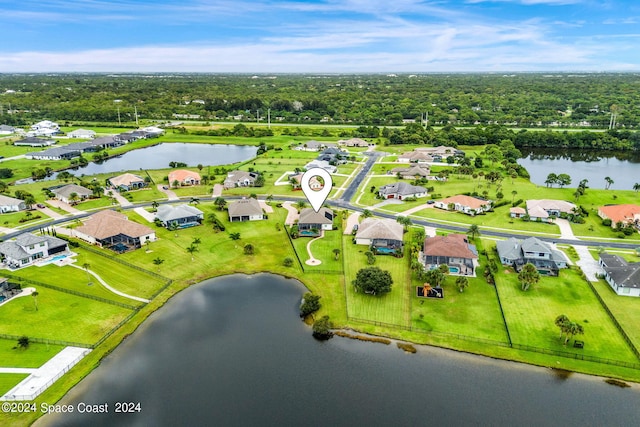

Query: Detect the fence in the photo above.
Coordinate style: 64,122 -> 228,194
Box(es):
78,243 -> 170,282
283,223 -> 344,275
346,316 -> 640,370
0,333 -> 91,349
2,274 -> 139,310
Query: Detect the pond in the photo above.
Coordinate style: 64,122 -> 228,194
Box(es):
518,148 -> 640,190
42,274 -> 640,427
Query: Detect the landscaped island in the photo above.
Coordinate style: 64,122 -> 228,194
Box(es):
1,118 -> 640,426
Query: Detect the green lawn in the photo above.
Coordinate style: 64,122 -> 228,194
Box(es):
343,235 -> 411,326
0,287 -> 134,344
0,374 -> 29,395
0,339 -> 65,368
590,279 -> 640,351
290,230 -> 344,272
494,265 -> 638,363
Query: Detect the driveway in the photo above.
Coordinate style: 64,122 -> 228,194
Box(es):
106,189 -> 132,207
134,207 -> 156,223
39,206 -> 66,220
573,245 -> 603,282
259,200 -> 274,214
394,203 -> 432,217
46,199 -> 85,215
282,201 -> 299,226
555,218 -> 577,240
344,211 -> 361,235
212,184 -> 224,197
157,184 -> 179,201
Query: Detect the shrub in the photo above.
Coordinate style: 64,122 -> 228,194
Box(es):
283,257 -> 294,267
312,316 -> 333,340
300,293 -> 321,317
602,218 -> 612,226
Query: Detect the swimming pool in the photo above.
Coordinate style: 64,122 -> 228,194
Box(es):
51,254 -> 68,261
449,266 -> 460,274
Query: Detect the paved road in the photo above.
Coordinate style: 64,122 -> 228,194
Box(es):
338,151 -> 383,203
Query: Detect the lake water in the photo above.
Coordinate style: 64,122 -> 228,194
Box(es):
41,274 -> 640,427
70,143 -> 258,176
518,148 -> 640,190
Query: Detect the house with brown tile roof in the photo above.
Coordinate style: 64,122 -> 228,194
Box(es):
74,210 -> 156,252
435,195 -> 492,216
421,234 -> 478,276
168,170 -> 201,187
598,204 -> 640,230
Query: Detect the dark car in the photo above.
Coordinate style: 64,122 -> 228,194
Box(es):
427,200 -> 435,205
36,204 -> 46,209
162,186 -> 169,190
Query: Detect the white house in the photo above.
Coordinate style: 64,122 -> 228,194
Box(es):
303,160 -> 337,174
52,184 -> 93,204
67,129 -> 97,139
0,233 -> 69,269
599,253 -> 640,297
378,182 -> 427,200
30,120 -> 59,131
227,198 -> 265,222
0,195 -> 27,213
0,125 -> 15,135
435,195 -> 492,216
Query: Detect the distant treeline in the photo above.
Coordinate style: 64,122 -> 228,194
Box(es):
1,73 -> 640,128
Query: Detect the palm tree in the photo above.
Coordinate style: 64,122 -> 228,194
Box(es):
396,216 -> 412,231
467,224 -> 480,240
518,262 -> 540,291
555,314 -> 570,340
152,257 -> 164,271
243,244 -> 254,255
362,209 -> 373,218
31,291 -> 39,311
229,232 -> 241,240
192,237 -> 201,245
564,322 -> 584,345
604,176 -> 614,190
186,244 -> 199,261
190,197 -> 200,205
151,200 -> 159,211
17,336 -> 30,349
455,276 -> 469,293
69,192 -> 79,205
214,197 -> 227,211
266,194 -> 274,204
295,200 -> 307,212
82,262 -> 92,284
633,182 -> 640,193
332,248 -> 341,260
511,190 -> 517,204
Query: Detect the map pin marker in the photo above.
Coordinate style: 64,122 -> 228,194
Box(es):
301,168 -> 333,212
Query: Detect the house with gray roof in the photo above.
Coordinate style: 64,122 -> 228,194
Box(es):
389,165 -> 431,178
378,182 -> 427,200
0,125 -> 15,135
223,171 -> 259,189
155,204 -> 204,229
52,184 -> 93,204
25,147 -> 81,160
295,140 -> 337,151
0,195 -> 26,213
0,233 -> 68,269
67,129 -> 96,139
14,137 -> 56,147
496,237 -> 568,276
298,207 -> 334,236
355,218 -> 404,255
599,253 -> 640,297
227,198 -> 264,222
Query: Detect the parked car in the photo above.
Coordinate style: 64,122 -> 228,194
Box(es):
427,200 -> 435,205
162,186 -> 169,190
36,204 -> 46,208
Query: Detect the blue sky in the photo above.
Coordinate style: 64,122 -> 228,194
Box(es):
1,0 -> 639,72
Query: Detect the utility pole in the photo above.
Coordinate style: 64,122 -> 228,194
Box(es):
267,108 -> 271,129
134,105 -> 139,126
256,109 -> 260,123
117,106 -> 121,126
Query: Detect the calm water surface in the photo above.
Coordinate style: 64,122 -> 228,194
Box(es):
518,148 -> 640,190
42,274 -> 640,427
70,143 -> 257,176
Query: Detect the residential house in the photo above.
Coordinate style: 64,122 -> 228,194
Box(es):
0,233 -> 68,269
509,207 -> 527,218
435,195 -> 492,215
355,218 -> 404,254
289,173 -> 323,190
30,120 -> 59,131
25,147 -> 81,160
378,182 -> 427,200
298,208 -> 334,235
0,125 -> 15,135
14,137 -> 56,147
496,237 -> 568,276
114,133 -> 138,143
599,253 -> 640,297
52,184 -> 93,204
339,138 -> 369,147
303,160 -> 337,174
317,147 -> 347,164
168,170 -> 201,187
415,145 -> 464,159
140,126 -> 164,136
0,195 -> 26,213
294,140 -> 337,151
526,199 -> 576,221
421,234 -> 478,276
397,151 -> 434,163
107,173 -> 147,191
74,210 -> 156,252
389,165 -> 431,179
223,170 -> 259,189
155,204 -> 204,228
67,129 -> 96,139
227,198 -> 265,222
598,204 -> 640,230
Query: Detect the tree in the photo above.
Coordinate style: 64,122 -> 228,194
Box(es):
565,321 -> 584,345
518,262 -> 540,291
633,183 -> 640,193
604,176 -> 614,190
300,293 -> 321,317
186,244 -> 199,260
353,267 -> 393,295
511,190 -> 517,203
17,336 -> 30,349
69,192 -> 79,205
192,237 -> 201,245
190,197 -> 200,205
31,291 -> 39,311
312,316 -> 333,340
396,215 -> 412,231
229,232 -> 241,240
283,257 -> 294,267
295,200 -> 307,211
214,197 -> 227,211
152,257 -> 164,270
467,224 -> 480,239
332,248 -> 341,260
544,173 -> 557,188
422,268 -> 446,288
362,209 -> 373,218
456,276 -> 469,293
151,200 -> 159,211
556,173 -> 571,188
555,314 -> 570,340
82,263 -> 92,284
243,243 -> 254,255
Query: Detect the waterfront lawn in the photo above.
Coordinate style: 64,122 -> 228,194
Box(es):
0,339 -> 65,368
290,230 -> 344,272
495,267 -> 638,363
0,374 -> 29,395
590,279 -> 640,351
343,235 -> 410,326
73,247 -> 167,300
410,245 -> 509,343
10,264 -> 140,307
0,287 -> 133,344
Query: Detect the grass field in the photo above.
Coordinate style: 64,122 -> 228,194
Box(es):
0,340 -> 65,369
494,265 -> 638,363
0,374 -> 29,395
290,230 -> 344,272
590,279 -> 640,351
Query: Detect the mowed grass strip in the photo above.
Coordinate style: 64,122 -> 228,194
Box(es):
290,231 -> 343,272
590,279 -> 640,351
10,264 -> 140,307
0,340 -> 65,369
0,374 -> 29,395
343,235 -> 410,326
0,287 -> 133,344
495,267 -> 638,363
